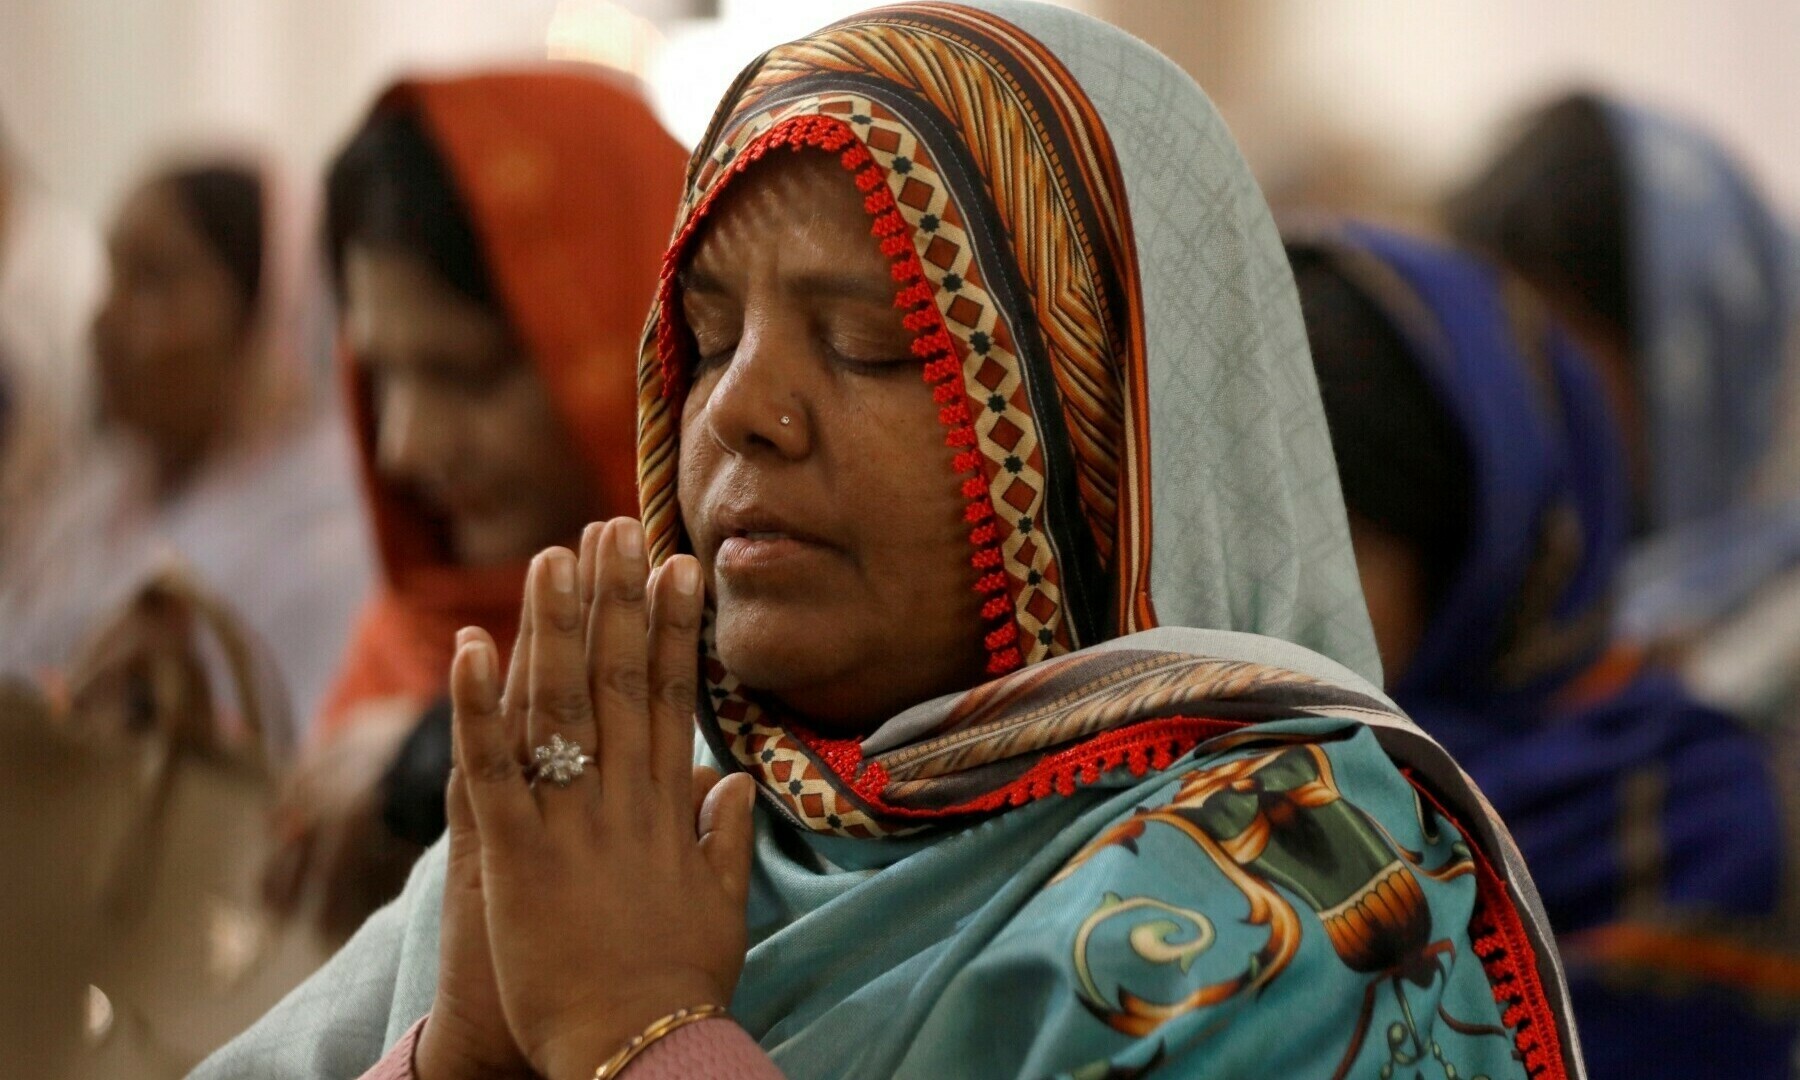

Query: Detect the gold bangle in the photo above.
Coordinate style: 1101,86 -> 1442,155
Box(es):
591,1004 -> 730,1080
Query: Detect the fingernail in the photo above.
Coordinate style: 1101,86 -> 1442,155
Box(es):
550,551 -> 576,594
617,519 -> 644,559
673,557 -> 700,597
455,626 -> 478,648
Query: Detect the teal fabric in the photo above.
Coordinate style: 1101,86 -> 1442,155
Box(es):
737,719 -> 1521,1079
194,717 -> 1536,1079
192,3 -> 1579,1077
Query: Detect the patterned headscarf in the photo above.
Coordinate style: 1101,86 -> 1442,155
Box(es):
637,1 -> 1379,836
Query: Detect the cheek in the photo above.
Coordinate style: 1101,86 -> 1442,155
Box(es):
838,382 -> 972,593
166,282 -> 240,359
675,389 -> 718,546
469,379 -> 561,477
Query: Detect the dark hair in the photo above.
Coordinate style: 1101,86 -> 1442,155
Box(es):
1290,247 -> 1474,611
1447,94 -> 1633,349
325,107 -> 496,308
164,164 -> 265,312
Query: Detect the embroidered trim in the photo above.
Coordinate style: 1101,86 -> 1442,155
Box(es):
794,715 -> 1243,821
1409,775 -> 1570,1080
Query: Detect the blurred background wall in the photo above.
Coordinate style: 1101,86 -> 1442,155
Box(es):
1,0 -> 1796,223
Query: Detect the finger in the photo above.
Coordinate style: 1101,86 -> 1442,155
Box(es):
692,765 -> 722,823
500,574 -> 536,763
444,767 -> 481,892
698,772 -> 758,910
592,519 -> 652,807
524,548 -> 601,822
451,633 -> 534,845
451,628 -> 509,774
647,554 -> 703,810
577,520 -> 604,616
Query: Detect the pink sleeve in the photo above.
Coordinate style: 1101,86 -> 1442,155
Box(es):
624,1017 -> 784,1079
357,1015 -> 428,1080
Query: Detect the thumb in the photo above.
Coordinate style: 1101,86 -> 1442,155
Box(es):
697,772 -> 757,907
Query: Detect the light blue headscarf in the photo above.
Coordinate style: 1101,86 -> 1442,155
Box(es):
1595,100 -> 1800,717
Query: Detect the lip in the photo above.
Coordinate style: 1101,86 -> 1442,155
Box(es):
712,505 -> 837,574
430,487 -> 492,517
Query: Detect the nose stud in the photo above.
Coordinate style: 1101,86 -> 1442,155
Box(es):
779,414 -> 792,426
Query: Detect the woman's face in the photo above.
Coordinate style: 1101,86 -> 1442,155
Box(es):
92,180 -> 251,477
1345,511 -> 1428,688
343,247 -> 596,567
677,152 -> 987,733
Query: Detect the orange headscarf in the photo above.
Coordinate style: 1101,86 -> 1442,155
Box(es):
317,70 -> 687,739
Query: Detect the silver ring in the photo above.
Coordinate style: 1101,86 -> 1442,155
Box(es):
528,733 -> 593,788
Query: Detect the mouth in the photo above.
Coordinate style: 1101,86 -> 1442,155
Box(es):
712,507 -> 837,576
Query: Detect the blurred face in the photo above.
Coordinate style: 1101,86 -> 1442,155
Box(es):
344,247 -> 595,567
1535,292 -> 1648,503
676,152 -> 987,733
93,180 -> 251,479
1345,512 -> 1429,688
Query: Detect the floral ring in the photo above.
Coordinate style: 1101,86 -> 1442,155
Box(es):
528,733 -> 593,789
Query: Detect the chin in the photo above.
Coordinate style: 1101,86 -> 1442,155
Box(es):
710,599 -> 874,725
450,517 -> 541,568
713,599 -> 844,688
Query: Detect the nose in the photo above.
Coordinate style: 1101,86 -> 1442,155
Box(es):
91,290 -> 125,371
374,377 -> 458,487
699,316 -> 811,461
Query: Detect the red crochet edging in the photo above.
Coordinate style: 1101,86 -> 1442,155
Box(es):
1408,775 -> 1570,1080
652,112 -> 1021,680
794,715 -> 1244,821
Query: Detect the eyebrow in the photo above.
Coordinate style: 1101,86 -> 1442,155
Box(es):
788,271 -> 896,306
677,267 -> 896,307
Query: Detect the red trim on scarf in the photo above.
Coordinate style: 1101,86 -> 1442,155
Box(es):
651,113 -> 1021,678
789,715 -> 1246,821
1408,774 -> 1571,1080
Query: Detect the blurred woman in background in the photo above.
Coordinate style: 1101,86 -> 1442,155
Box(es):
1292,222 -> 1800,1080
269,70 -> 687,938
0,154 -> 369,743
1450,93 -> 1800,730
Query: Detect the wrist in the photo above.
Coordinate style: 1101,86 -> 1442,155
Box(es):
541,981 -> 728,1080
415,1014 -> 528,1080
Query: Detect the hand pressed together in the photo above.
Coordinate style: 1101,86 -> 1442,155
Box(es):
415,518 -> 758,1080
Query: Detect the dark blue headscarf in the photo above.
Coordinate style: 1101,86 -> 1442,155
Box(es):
1293,222 -> 1799,1080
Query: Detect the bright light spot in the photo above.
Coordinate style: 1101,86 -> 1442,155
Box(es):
546,0 -> 663,79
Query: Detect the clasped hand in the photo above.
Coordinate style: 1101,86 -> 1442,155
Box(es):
417,518 -> 757,1080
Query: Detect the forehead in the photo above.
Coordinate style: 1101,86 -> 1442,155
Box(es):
684,152 -> 878,282
342,246 -> 508,352
111,181 -> 200,251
